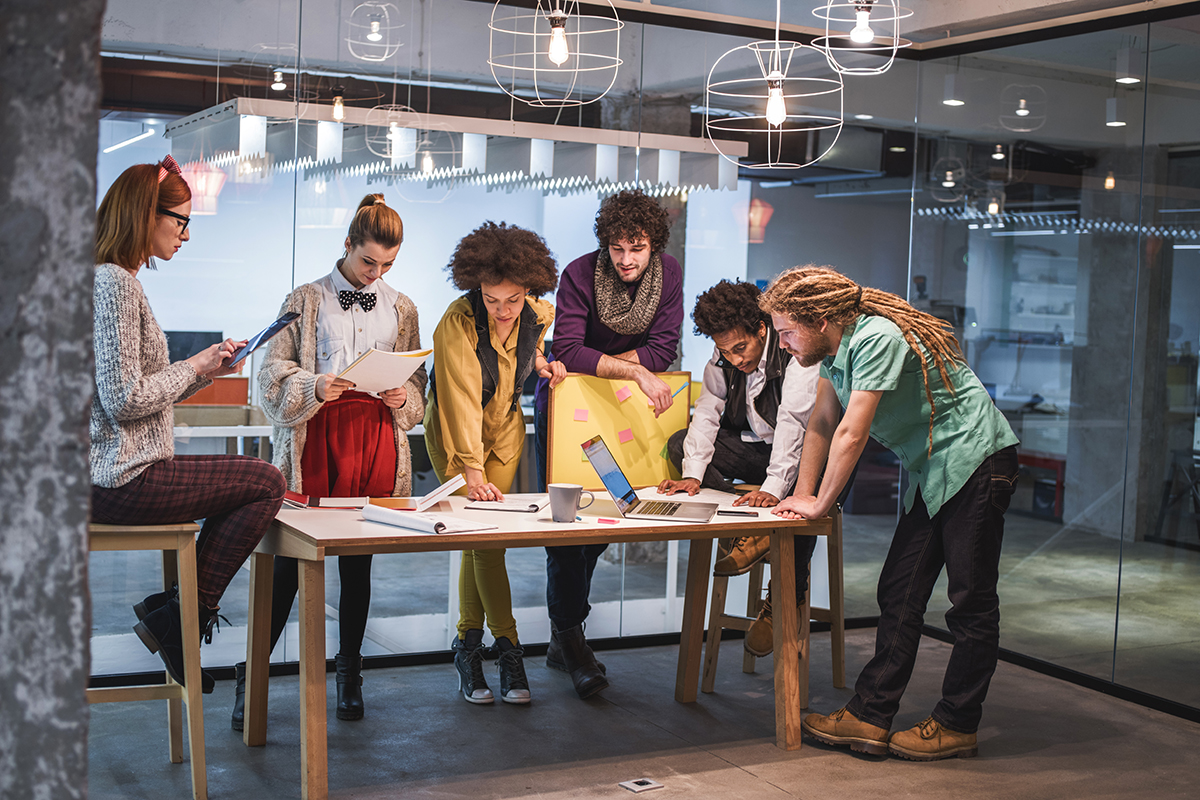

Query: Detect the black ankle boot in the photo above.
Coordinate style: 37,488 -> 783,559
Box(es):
552,624 -> 608,699
231,662 -> 246,731
494,637 -> 531,705
452,629 -> 493,704
133,597 -> 215,694
133,584 -> 178,621
335,653 -> 364,720
547,627 -> 606,675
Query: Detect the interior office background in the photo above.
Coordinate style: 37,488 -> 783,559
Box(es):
85,0 -> 1200,721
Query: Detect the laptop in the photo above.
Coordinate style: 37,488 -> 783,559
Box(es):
581,435 -> 718,523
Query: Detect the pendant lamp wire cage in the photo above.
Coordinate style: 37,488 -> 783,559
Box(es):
811,0 -> 912,76
929,156 -> 967,203
704,39 -> 844,169
999,84 -> 1047,132
488,0 -> 623,108
346,1 -> 405,63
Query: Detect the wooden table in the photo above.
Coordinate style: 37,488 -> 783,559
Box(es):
241,490 -> 831,800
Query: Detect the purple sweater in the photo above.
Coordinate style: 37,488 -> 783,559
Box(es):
535,250 -> 684,413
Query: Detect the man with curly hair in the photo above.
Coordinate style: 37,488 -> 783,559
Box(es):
534,189 -> 684,700
657,279 -> 820,658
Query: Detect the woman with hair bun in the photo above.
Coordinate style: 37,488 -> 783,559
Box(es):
425,221 -> 565,705
232,193 -> 427,728
91,157 -> 287,695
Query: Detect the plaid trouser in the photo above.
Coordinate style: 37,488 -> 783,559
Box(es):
91,455 -> 286,610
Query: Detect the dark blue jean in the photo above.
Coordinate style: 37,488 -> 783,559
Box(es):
545,543 -> 610,631
846,445 -> 1019,735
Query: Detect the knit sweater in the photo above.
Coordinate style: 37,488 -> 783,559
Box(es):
91,263 -> 213,488
257,282 -> 427,497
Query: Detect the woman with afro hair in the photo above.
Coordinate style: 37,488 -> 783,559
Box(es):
425,221 -> 566,705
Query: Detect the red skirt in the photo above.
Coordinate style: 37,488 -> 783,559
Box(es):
300,391 -> 397,498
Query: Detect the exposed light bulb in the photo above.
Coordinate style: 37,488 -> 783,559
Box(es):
765,70 -> 786,127
1105,171 -> 1116,191
1015,98 -> 1030,117
992,144 -> 1006,161
854,113 -> 874,120
421,149 -> 434,174
850,7 -> 874,44
332,87 -> 345,121
941,171 -> 956,189
366,17 -> 383,42
987,197 -> 1000,215
547,12 -> 569,65
271,70 -> 286,92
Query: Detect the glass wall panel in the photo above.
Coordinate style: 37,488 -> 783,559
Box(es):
1114,16 -> 1200,709
913,27 -> 1152,681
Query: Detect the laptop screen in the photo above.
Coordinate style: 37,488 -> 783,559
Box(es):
581,436 -> 638,513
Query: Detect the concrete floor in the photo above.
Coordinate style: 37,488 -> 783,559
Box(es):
87,628 -> 1200,799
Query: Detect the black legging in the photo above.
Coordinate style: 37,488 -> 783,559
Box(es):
268,554 -> 373,657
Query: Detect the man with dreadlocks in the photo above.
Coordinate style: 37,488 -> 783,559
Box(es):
759,266 -> 1019,762
533,189 -> 684,700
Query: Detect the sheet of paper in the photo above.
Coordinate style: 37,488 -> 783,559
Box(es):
615,385 -> 633,402
338,347 -> 432,395
574,408 -> 589,422
618,428 -> 634,444
361,504 -> 497,534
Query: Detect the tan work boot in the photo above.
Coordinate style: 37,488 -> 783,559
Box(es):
801,707 -> 890,755
713,535 -> 769,576
888,717 -> 978,761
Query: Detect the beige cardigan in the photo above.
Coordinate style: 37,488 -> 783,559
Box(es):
257,282 -> 427,496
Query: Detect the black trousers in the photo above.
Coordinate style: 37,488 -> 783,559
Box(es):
667,426 -> 816,592
268,554 -> 373,657
846,445 -> 1019,734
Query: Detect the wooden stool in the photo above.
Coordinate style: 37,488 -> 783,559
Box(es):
701,506 -> 845,708
87,523 -> 207,800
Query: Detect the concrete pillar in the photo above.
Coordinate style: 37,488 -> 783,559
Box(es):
0,0 -> 105,797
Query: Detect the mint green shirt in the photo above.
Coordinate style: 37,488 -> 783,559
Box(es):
820,316 -> 1019,517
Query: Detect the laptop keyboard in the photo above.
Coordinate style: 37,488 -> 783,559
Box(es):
636,501 -> 681,516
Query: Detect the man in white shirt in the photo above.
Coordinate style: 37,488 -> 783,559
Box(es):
657,280 -> 819,655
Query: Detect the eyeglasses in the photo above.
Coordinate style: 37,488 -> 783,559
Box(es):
158,208 -> 190,233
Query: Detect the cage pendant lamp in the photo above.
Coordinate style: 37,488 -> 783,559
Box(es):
346,1 -> 404,62
812,0 -> 912,76
488,0 -> 623,108
704,6 -> 843,170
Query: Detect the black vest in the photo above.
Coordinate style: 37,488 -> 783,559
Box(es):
432,290 -> 544,413
717,326 -> 792,433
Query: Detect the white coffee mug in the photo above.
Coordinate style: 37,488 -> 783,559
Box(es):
548,483 -> 595,523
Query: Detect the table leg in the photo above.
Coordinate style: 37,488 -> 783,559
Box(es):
243,552 -> 273,747
176,533 -> 209,800
770,528 -> 802,750
675,537 -> 713,703
298,558 -> 328,800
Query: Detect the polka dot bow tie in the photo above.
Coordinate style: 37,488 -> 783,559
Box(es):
338,290 -> 377,312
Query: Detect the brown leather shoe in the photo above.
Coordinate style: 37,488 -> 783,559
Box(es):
713,535 -> 769,576
801,707 -> 890,755
743,582 -> 802,657
888,717 -> 978,761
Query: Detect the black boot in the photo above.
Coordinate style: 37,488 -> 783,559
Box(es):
231,662 -> 246,731
552,624 -> 608,699
133,584 -> 177,621
335,653 -> 364,720
133,597 -> 215,694
452,629 -> 493,704
494,637 -> 531,705
546,626 -> 606,674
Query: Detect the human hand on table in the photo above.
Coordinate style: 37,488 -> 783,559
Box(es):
657,477 -> 700,495
772,494 -> 827,519
734,490 -> 780,508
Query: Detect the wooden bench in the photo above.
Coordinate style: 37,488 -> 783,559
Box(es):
87,522 -> 207,800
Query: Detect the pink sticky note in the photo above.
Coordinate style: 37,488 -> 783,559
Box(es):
574,408 -> 588,422
615,385 -> 633,402
618,428 -> 634,444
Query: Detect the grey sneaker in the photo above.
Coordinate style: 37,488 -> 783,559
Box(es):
495,637 -> 531,704
452,629 -> 494,704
